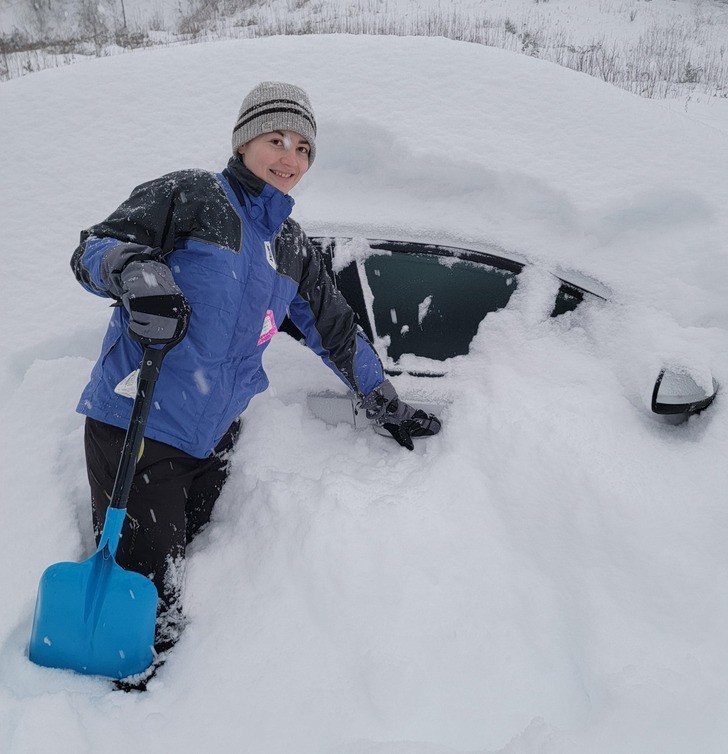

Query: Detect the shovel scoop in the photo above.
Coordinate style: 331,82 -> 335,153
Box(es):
29,508 -> 158,678
29,343 -> 174,679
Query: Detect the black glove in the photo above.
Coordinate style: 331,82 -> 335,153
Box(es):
120,260 -> 191,345
359,379 -> 441,451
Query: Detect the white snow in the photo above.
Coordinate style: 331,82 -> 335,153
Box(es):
1,33 -> 727,754
417,296 -> 433,327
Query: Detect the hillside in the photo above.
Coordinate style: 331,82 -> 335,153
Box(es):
2,0 -> 728,105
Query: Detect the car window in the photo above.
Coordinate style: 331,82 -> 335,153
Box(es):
303,237 -> 598,372
551,284 -> 583,317
359,246 -> 520,362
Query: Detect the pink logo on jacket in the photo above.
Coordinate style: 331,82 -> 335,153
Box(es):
257,309 -> 278,346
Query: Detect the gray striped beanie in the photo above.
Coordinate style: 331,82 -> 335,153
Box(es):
232,81 -> 317,165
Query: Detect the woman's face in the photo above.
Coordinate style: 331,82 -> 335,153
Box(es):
238,130 -> 311,194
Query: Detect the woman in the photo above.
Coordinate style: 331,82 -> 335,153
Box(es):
71,81 -> 441,663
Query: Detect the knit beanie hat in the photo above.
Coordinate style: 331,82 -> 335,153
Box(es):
232,81 -> 317,165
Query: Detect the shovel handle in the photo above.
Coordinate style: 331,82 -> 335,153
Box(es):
108,342 -> 174,511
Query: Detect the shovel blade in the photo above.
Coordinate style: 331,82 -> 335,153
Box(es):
29,548 -> 157,679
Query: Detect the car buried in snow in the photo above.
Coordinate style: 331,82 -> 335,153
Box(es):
278,232 -> 718,428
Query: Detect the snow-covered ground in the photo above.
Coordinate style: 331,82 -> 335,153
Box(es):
1,34 -> 728,753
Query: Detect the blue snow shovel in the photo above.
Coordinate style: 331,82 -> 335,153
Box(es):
29,341 -> 176,679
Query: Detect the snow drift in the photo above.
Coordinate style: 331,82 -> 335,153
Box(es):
0,34 -> 727,754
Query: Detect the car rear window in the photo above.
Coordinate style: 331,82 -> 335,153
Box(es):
362,250 -> 519,361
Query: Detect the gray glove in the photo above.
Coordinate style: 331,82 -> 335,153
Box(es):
120,260 -> 191,345
359,379 -> 441,451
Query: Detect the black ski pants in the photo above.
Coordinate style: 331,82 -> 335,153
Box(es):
84,416 -> 241,648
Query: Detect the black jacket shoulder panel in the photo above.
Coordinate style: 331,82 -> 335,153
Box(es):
79,169 -> 243,257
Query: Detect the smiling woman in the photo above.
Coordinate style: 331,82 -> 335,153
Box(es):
58,77 -> 441,686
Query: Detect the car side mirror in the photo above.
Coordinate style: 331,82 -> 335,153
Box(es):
651,367 -> 718,421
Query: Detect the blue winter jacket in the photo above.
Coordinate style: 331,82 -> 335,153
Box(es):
72,158 -> 384,458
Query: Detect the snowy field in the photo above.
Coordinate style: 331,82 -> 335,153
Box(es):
4,0 -> 728,102
1,34 -> 728,753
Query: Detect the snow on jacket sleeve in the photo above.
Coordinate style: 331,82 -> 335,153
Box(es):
281,222 -> 385,397
70,170 -> 238,298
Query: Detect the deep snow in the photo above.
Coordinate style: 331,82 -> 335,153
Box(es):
1,34 -> 728,754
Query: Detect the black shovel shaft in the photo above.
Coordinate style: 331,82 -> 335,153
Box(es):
109,345 -> 168,510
